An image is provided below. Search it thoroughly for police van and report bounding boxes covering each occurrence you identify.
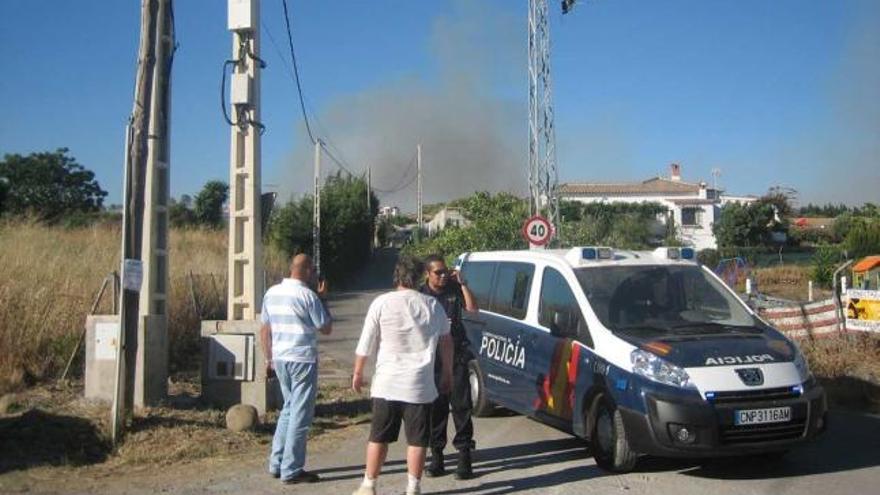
[455,246,827,472]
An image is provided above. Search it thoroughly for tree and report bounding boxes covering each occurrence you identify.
[0,148,107,220]
[168,196,196,227]
[405,192,529,261]
[559,200,666,249]
[713,202,777,248]
[267,173,378,285]
[846,219,880,259]
[193,180,228,228]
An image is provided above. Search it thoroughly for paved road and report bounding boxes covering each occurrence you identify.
[59,407,880,495]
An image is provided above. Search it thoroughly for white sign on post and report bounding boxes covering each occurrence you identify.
[122,259,143,292]
[522,215,554,247]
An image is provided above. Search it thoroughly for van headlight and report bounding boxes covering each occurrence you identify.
[631,349,696,389]
[793,349,812,382]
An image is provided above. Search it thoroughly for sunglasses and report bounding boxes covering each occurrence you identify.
[431,269,449,276]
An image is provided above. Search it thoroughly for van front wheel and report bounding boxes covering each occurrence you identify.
[590,394,638,473]
[468,361,494,417]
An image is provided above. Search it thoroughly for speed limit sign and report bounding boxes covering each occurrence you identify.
[522,215,554,246]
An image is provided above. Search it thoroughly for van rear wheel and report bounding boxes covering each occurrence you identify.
[468,361,494,417]
[590,394,638,473]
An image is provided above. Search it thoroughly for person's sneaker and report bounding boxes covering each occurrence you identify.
[281,470,320,484]
[269,470,280,479]
[425,449,445,477]
[351,486,376,495]
[454,449,473,480]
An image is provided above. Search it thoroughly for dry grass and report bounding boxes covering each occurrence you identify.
[751,264,832,301]
[799,333,880,381]
[0,220,287,394]
[0,378,369,477]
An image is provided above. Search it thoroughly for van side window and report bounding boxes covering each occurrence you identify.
[461,261,496,308]
[490,262,534,320]
[539,268,593,347]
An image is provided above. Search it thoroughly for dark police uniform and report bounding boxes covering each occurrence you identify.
[420,280,475,453]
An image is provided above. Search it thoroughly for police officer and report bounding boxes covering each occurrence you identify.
[420,254,479,479]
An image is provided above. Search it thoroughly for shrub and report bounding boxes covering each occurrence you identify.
[811,244,843,288]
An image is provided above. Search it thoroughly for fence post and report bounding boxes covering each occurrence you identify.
[808,280,813,302]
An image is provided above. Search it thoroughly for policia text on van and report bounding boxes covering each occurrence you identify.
[457,247,827,472]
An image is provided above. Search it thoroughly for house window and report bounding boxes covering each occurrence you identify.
[681,207,702,226]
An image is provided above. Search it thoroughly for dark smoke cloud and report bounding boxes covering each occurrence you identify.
[276,1,527,211]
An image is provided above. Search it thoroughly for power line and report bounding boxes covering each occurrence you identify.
[280,0,316,144]
[372,152,418,193]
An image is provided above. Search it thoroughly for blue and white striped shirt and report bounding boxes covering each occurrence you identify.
[261,278,329,363]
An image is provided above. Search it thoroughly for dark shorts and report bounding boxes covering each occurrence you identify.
[369,398,432,447]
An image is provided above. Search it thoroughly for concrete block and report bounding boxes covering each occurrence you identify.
[84,314,168,407]
[85,315,121,402]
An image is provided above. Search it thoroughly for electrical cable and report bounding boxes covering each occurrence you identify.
[280,0,316,144]
[220,34,266,134]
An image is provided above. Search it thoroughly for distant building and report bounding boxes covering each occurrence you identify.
[559,163,758,250]
[379,205,400,217]
[426,207,470,236]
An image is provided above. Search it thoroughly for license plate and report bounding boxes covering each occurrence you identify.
[734,407,792,425]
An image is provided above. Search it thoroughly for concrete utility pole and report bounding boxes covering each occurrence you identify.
[136,0,174,409]
[113,0,160,445]
[227,0,264,320]
[313,140,322,277]
[416,144,422,242]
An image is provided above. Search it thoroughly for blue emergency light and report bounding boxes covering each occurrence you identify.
[681,247,695,260]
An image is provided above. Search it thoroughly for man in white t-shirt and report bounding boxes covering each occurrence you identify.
[351,256,453,495]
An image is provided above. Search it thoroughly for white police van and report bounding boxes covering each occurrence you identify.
[456,246,827,472]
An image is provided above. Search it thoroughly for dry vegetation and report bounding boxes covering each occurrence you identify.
[0,220,287,394]
[751,264,832,301]
[0,378,370,483]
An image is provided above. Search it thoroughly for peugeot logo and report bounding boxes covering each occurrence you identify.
[735,368,764,386]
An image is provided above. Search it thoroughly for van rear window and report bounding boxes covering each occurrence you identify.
[461,261,496,308]
[490,262,534,320]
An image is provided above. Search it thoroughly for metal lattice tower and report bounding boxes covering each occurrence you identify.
[528,0,560,235]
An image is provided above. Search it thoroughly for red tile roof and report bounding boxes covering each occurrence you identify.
[853,256,880,273]
[559,177,702,196]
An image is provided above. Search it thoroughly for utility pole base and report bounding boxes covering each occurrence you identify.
[200,319,281,416]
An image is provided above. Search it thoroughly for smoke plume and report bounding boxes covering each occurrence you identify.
[276,1,527,211]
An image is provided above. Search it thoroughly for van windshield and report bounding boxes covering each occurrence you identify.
[575,265,758,334]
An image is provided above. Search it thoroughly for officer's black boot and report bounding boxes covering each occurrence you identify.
[454,449,473,480]
[426,449,445,477]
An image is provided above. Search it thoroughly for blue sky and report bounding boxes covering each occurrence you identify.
[1,0,877,210]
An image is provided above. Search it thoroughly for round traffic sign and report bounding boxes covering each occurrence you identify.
[522,215,554,246]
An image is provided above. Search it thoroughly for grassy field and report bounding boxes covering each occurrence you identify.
[0,221,287,395]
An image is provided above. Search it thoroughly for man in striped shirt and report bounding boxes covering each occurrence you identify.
[260,253,332,484]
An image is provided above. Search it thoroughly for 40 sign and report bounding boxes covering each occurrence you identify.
[522,215,554,246]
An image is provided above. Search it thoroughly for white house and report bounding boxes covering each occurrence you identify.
[559,164,757,251]
[378,205,400,218]
[426,207,470,236]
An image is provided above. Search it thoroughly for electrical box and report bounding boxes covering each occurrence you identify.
[208,333,255,381]
[228,0,256,32]
[231,73,252,106]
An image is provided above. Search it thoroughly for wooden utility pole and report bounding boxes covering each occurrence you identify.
[113,0,160,445]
